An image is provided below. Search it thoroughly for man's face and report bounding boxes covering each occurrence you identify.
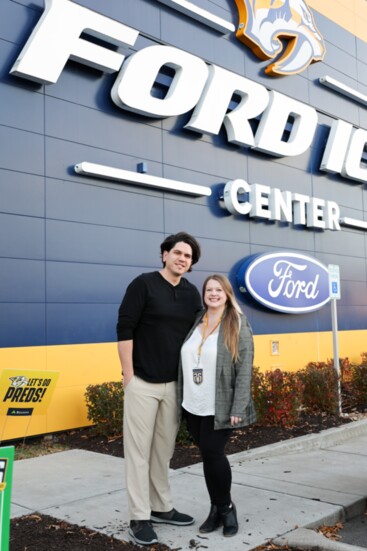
[162,241,193,277]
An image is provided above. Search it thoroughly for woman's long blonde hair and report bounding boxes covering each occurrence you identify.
[202,274,243,362]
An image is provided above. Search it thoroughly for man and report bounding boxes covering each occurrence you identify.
[117,232,202,545]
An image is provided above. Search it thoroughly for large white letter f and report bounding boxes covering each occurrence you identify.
[10,0,138,84]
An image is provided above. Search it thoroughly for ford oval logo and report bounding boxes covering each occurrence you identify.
[237,252,330,314]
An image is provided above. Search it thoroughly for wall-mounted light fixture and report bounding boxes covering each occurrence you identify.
[319,76,367,107]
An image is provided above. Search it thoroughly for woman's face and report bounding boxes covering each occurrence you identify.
[204,279,227,310]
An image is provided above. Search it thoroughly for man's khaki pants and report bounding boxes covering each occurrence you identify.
[123,376,179,520]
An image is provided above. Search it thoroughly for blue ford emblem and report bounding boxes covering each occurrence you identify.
[237,252,330,314]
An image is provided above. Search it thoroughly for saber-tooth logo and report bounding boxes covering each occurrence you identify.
[157,0,325,76]
[9,376,28,388]
[234,0,326,75]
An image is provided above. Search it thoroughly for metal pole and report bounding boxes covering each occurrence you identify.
[331,298,342,415]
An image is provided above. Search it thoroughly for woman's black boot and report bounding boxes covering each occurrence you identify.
[219,502,238,537]
[199,504,222,533]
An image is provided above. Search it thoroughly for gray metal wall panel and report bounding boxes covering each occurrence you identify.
[307,67,360,124]
[251,308,320,336]
[341,281,367,306]
[0,0,40,45]
[0,214,44,259]
[45,137,165,184]
[317,252,367,283]
[248,222,315,252]
[45,97,163,161]
[312,176,365,211]
[46,262,150,304]
[320,42,358,81]
[0,126,44,175]
[356,38,367,63]
[0,304,46,347]
[0,258,45,302]
[46,220,163,266]
[46,303,118,345]
[187,237,251,273]
[46,178,165,231]
[160,12,245,74]
[76,0,161,37]
[313,12,356,56]
[245,56,310,104]
[164,196,251,242]
[0,82,44,133]
[357,60,367,87]
[314,227,365,257]
[0,170,44,217]
[247,158,313,196]
[162,131,247,179]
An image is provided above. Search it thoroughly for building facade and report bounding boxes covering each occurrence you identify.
[0,0,366,439]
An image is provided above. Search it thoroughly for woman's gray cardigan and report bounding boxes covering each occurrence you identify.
[177,311,257,430]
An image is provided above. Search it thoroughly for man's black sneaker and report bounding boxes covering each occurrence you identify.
[151,508,194,526]
[128,520,158,545]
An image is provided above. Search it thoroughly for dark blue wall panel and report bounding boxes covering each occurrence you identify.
[0,214,44,259]
[0,259,45,302]
[0,304,46,347]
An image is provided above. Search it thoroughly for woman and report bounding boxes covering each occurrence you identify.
[178,274,256,537]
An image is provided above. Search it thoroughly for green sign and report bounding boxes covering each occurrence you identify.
[0,446,14,551]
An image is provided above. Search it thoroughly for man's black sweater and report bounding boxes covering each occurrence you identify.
[117,271,202,383]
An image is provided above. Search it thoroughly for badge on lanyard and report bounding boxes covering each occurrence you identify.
[193,313,222,386]
[193,368,203,385]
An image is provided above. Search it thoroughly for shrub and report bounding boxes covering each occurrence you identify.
[85,381,124,437]
[349,354,367,408]
[298,362,339,414]
[176,417,194,445]
[339,357,351,382]
[252,367,304,427]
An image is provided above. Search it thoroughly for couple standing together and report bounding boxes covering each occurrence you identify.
[117,232,256,546]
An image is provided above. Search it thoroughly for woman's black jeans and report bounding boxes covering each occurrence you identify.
[184,409,232,507]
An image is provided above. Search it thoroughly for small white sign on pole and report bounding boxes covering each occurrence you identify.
[328,264,341,415]
[328,264,341,299]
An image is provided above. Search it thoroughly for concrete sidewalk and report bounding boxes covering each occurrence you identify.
[11,419,367,550]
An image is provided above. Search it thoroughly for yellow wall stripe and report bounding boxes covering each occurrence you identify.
[308,0,367,42]
[1,330,366,441]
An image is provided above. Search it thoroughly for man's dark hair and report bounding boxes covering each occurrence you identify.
[160,232,201,272]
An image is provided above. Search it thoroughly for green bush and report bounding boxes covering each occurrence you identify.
[298,362,339,414]
[83,353,366,439]
[349,353,367,407]
[85,381,124,437]
[252,367,304,427]
[176,417,194,445]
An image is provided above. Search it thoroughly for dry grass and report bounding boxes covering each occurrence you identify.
[13,438,70,460]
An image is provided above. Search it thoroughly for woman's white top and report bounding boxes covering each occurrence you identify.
[181,326,218,416]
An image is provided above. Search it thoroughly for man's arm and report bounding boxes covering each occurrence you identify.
[116,276,147,388]
[118,339,134,388]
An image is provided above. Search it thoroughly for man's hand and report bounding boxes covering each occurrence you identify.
[118,340,134,389]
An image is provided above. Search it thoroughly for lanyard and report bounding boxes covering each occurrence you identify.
[196,313,221,366]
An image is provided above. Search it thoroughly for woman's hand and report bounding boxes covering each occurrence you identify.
[230,416,242,426]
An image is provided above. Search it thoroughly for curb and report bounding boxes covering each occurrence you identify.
[229,418,367,464]
[274,527,367,551]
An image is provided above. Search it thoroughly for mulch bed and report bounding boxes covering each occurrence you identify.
[9,411,361,551]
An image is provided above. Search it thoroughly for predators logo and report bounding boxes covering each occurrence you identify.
[234,0,326,76]
[9,376,28,388]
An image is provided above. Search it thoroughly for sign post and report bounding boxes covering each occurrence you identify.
[328,264,342,415]
[0,446,14,551]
